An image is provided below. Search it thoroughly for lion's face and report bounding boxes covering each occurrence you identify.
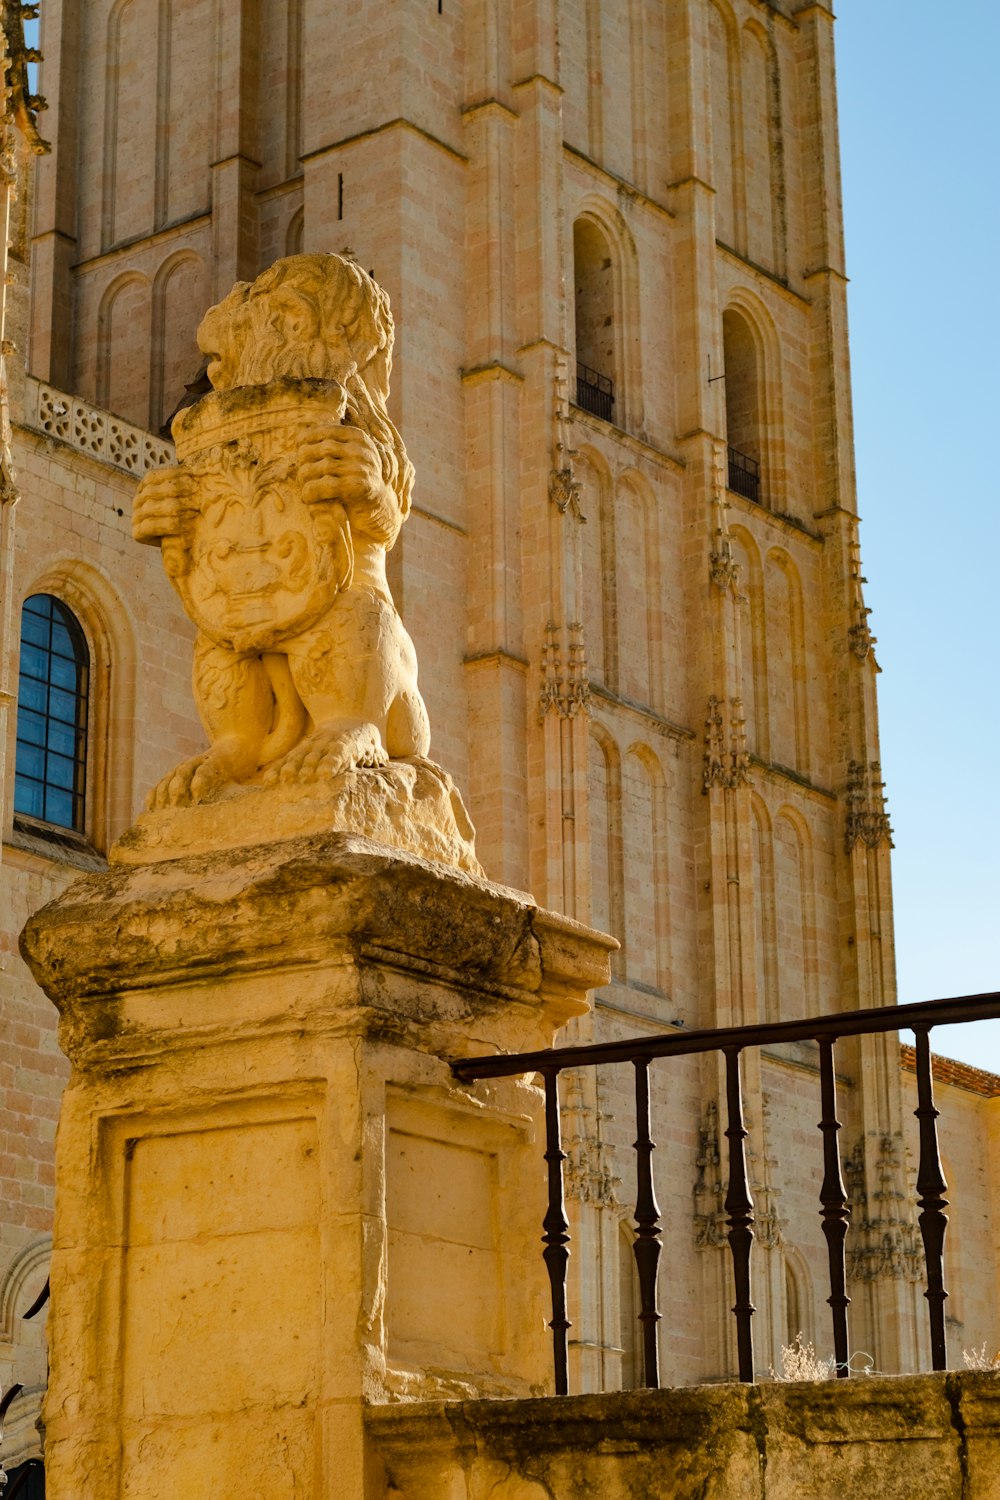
[176,440,347,654]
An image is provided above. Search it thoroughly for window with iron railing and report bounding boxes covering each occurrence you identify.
[728,445,761,505]
[576,362,615,424]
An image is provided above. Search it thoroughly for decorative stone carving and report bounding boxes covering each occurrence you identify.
[729,697,753,787]
[1,1,48,156]
[709,441,740,592]
[539,621,590,721]
[702,696,728,791]
[693,1100,727,1248]
[123,253,480,873]
[751,1093,785,1251]
[702,695,753,792]
[845,1135,921,1284]
[549,360,583,519]
[694,1098,784,1251]
[30,381,174,475]
[845,759,893,853]
[0,5,49,510]
[848,537,876,662]
[549,466,583,519]
[560,1072,619,1208]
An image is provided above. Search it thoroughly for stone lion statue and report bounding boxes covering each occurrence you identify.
[132,254,436,816]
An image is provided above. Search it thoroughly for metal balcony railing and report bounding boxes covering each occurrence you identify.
[453,990,1000,1396]
[576,362,615,423]
[728,445,761,504]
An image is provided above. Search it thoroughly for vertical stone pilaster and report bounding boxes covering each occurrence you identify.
[210,0,260,298]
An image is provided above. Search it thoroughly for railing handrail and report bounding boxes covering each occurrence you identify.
[576,360,614,396]
[452,989,1000,1394]
[452,990,1000,1081]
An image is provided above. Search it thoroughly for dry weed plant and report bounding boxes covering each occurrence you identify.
[963,1344,1000,1371]
[770,1333,837,1382]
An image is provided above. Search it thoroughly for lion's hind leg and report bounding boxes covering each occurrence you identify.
[386,689,431,759]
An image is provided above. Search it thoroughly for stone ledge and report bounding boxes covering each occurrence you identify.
[366,1372,1000,1499]
[19,835,616,1065]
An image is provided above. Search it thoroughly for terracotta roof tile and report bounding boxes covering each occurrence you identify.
[900,1042,1000,1097]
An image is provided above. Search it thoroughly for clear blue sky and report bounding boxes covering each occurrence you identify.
[837,3,1000,1070]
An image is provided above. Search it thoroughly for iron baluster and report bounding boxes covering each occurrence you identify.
[2,1460,44,1499]
[913,1026,949,1370]
[723,1047,755,1381]
[817,1037,851,1375]
[2,1464,44,1500]
[541,1067,571,1395]
[727,445,760,504]
[632,1057,662,1388]
[21,1279,48,1322]
[450,991,1000,1389]
[575,361,615,423]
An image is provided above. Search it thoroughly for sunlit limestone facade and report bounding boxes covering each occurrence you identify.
[0,2,998,1452]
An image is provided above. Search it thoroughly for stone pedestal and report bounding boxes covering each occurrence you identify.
[20,835,615,1499]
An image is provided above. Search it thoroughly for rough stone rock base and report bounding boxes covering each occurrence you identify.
[367,1373,1000,1499]
[110,756,484,875]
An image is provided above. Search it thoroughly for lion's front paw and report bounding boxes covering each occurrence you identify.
[263,723,389,785]
[146,749,237,809]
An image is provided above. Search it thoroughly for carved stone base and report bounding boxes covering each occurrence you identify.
[111,756,484,875]
[19,836,616,1498]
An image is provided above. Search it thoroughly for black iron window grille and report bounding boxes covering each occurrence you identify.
[14,594,90,833]
[728,446,761,505]
[576,362,615,423]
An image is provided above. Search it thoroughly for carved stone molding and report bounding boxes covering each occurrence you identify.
[561,1071,619,1209]
[845,759,893,853]
[702,695,753,791]
[844,1134,921,1284]
[540,620,590,721]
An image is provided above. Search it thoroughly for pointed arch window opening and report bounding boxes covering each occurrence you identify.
[722,308,766,507]
[14,595,90,834]
[573,218,620,426]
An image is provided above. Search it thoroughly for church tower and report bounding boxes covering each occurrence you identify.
[11,0,947,1388]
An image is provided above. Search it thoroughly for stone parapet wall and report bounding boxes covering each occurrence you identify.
[367,1372,1000,1499]
[20,376,174,476]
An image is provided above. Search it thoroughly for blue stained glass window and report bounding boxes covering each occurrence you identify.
[14,595,90,832]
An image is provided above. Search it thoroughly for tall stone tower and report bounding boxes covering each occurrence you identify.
[15,0,974,1389]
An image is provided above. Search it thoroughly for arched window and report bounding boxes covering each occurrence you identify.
[573,217,617,424]
[14,595,90,833]
[722,309,763,505]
